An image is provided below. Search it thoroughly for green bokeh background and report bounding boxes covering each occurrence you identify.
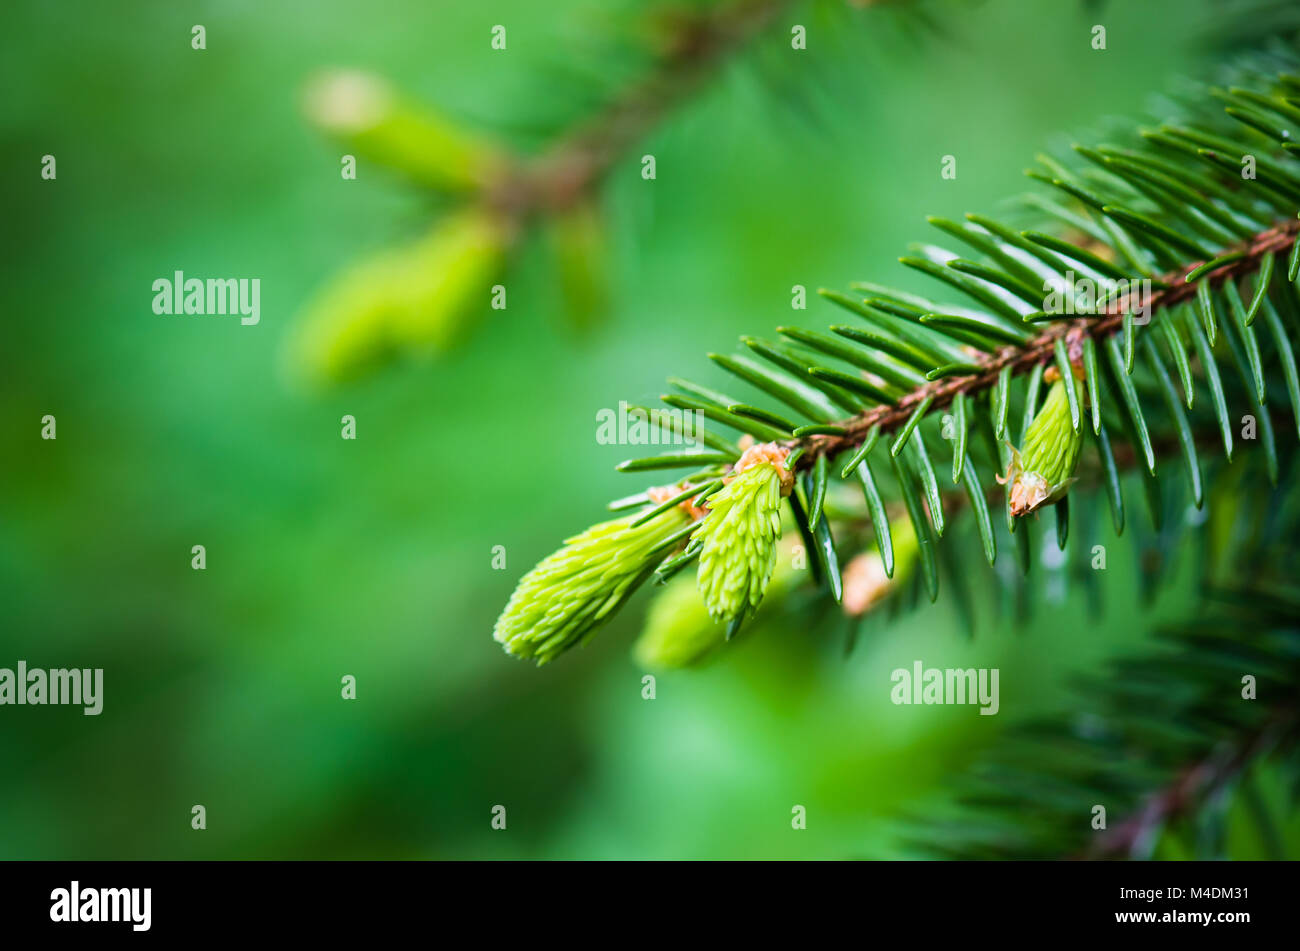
[0,0,1244,858]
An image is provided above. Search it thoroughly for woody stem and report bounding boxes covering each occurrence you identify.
[790,219,1300,468]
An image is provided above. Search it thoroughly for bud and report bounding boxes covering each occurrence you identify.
[695,448,789,624]
[633,574,725,670]
[494,506,691,665]
[302,70,508,192]
[841,515,919,617]
[1000,377,1082,517]
[635,536,800,669]
[287,207,508,386]
[386,209,509,352]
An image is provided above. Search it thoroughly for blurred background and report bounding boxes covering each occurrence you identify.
[1,0,1291,858]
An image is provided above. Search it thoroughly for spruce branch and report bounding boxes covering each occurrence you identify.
[797,218,1300,467]
[917,539,1300,860]
[484,0,801,221]
[495,59,1300,667]
[1087,706,1297,860]
[289,0,904,383]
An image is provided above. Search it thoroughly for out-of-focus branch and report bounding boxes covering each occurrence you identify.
[1086,709,1297,859]
[290,0,897,385]
[486,0,797,220]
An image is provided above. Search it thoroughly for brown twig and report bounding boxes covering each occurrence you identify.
[794,219,1300,466]
[1084,708,1297,859]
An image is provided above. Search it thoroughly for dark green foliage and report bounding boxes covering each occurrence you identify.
[495,57,1300,829]
[597,60,1300,617]
[913,457,1300,859]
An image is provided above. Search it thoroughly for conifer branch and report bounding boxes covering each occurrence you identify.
[495,57,1300,668]
[1088,707,1297,859]
[486,0,801,220]
[921,545,1300,860]
[798,219,1300,467]
[290,0,901,382]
